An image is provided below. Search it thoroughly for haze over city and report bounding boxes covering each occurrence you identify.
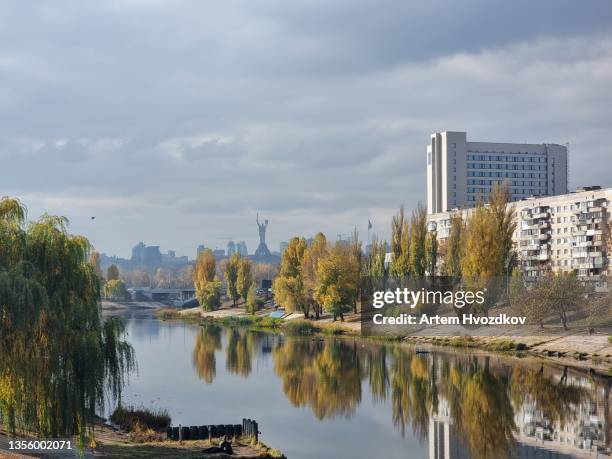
[2,0,611,257]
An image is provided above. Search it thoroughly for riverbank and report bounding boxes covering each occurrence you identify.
[93,423,285,458]
[155,304,612,376]
[0,422,285,458]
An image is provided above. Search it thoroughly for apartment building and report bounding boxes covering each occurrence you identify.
[427,131,568,214]
[426,186,611,282]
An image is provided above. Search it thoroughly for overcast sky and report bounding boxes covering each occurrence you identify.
[2,0,611,258]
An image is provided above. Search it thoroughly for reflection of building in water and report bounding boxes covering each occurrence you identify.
[429,398,471,459]
[514,375,609,457]
[429,373,610,459]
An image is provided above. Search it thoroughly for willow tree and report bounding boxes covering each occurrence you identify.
[0,197,134,440]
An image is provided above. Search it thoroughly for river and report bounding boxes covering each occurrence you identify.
[109,310,611,459]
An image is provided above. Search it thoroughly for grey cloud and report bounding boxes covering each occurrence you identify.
[0,1,610,256]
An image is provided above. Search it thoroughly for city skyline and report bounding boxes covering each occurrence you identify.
[2,1,612,257]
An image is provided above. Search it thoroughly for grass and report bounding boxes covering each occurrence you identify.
[217,315,283,330]
[608,336,612,344]
[282,320,321,335]
[484,339,528,352]
[155,308,180,320]
[110,406,171,432]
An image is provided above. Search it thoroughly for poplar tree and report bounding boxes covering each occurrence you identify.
[225,253,241,306]
[194,248,221,311]
[409,203,427,277]
[237,257,253,303]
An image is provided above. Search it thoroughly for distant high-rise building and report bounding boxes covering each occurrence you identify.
[236,241,248,256]
[197,245,206,255]
[427,131,568,214]
[131,242,161,266]
[213,249,225,258]
[279,241,288,256]
[227,241,236,257]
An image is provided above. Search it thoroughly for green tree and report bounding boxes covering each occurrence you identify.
[107,263,120,281]
[441,213,463,277]
[194,249,221,311]
[273,237,308,316]
[225,252,241,307]
[246,283,258,314]
[390,206,411,278]
[104,279,130,301]
[301,233,328,319]
[237,257,253,303]
[0,197,134,439]
[409,203,427,276]
[425,231,438,277]
[314,243,360,321]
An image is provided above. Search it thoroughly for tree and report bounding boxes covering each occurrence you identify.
[199,279,222,311]
[0,197,134,439]
[315,243,360,321]
[125,269,150,288]
[246,283,258,314]
[425,231,438,277]
[107,263,120,281]
[390,206,411,278]
[547,272,586,330]
[104,279,130,301]
[409,203,427,277]
[237,257,253,304]
[194,249,221,311]
[488,182,516,276]
[225,253,241,307]
[90,250,104,280]
[154,267,173,288]
[301,232,328,319]
[273,237,308,316]
[441,212,463,277]
[367,236,388,279]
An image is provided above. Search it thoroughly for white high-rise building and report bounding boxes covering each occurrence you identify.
[427,131,568,214]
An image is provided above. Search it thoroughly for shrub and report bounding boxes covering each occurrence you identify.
[110,406,171,432]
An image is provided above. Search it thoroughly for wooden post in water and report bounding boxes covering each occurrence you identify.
[178,424,182,442]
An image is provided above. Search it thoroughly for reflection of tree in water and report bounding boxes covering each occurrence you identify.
[365,346,389,402]
[225,329,261,377]
[510,365,588,428]
[273,338,362,419]
[390,349,433,440]
[192,324,222,383]
[449,358,516,459]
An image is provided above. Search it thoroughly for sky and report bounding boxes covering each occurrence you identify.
[2,0,611,258]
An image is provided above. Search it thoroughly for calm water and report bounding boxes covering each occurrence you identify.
[109,311,611,459]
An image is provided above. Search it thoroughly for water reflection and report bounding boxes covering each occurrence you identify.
[192,323,222,383]
[189,325,611,458]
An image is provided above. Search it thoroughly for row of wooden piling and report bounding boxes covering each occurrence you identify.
[166,419,258,442]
